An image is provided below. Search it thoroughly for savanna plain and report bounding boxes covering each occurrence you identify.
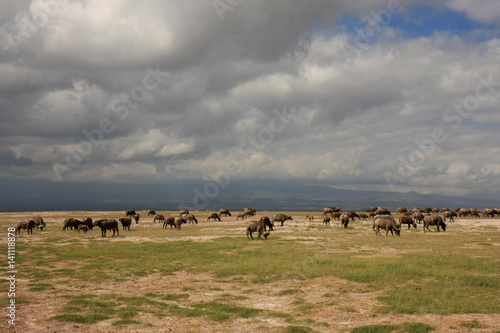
[1,210,499,333]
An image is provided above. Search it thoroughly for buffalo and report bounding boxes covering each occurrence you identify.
[154,214,165,224]
[207,213,221,221]
[373,216,401,236]
[246,217,273,240]
[398,216,416,229]
[62,218,81,231]
[94,219,119,237]
[219,209,231,217]
[16,220,37,235]
[423,215,446,233]
[118,217,132,230]
[30,217,46,231]
[271,214,293,227]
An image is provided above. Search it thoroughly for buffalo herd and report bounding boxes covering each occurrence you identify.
[12,206,500,239]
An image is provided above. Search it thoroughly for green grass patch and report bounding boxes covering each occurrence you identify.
[400,322,435,332]
[460,319,485,329]
[284,325,313,333]
[278,289,304,296]
[192,301,260,321]
[351,322,434,333]
[112,319,140,326]
[50,313,110,324]
[351,324,399,333]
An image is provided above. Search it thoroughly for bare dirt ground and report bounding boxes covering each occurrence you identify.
[1,210,499,333]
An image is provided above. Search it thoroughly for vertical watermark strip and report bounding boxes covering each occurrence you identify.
[7,227,17,326]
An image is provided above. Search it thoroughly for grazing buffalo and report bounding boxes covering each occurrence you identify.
[358,213,368,221]
[94,219,119,237]
[147,210,156,216]
[340,214,350,228]
[219,209,231,217]
[458,209,471,217]
[443,211,457,222]
[271,214,293,227]
[118,217,132,230]
[62,218,81,231]
[207,213,221,221]
[78,225,88,233]
[331,212,342,220]
[423,215,446,233]
[323,217,330,226]
[163,217,175,229]
[16,220,37,235]
[413,212,425,224]
[397,207,407,213]
[81,217,94,230]
[30,217,46,231]
[260,216,274,232]
[154,214,165,224]
[184,214,198,224]
[180,209,189,216]
[373,216,401,236]
[398,216,416,229]
[125,210,136,217]
[174,217,186,230]
[375,207,391,215]
[243,208,256,216]
[347,211,360,222]
[246,217,273,240]
[163,217,184,229]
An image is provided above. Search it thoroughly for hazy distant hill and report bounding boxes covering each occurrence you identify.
[1,179,498,212]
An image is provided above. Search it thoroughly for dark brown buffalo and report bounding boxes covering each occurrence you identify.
[246,217,273,240]
[398,216,416,229]
[271,214,292,227]
[62,218,81,231]
[207,213,221,221]
[94,219,119,237]
[443,211,457,222]
[118,217,132,230]
[30,217,46,230]
[16,220,37,235]
[125,210,136,217]
[219,209,231,217]
[154,214,165,224]
[423,215,446,233]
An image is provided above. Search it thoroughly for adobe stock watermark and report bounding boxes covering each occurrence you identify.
[212,0,244,21]
[178,107,296,211]
[385,74,499,191]
[341,0,408,64]
[52,65,169,182]
[0,0,63,53]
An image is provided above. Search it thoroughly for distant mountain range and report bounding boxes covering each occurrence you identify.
[1,179,498,212]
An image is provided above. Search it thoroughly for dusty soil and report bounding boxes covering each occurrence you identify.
[1,211,499,333]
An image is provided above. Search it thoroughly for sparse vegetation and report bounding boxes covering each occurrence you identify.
[1,210,498,331]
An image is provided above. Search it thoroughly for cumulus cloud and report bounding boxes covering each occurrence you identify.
[1,0,500,199]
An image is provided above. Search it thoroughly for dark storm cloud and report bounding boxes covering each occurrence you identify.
[1,0,500,199]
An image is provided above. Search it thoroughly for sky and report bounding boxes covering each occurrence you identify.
[1,0,500,209]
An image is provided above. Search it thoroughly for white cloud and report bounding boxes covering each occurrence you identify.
[446,0,500,23]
